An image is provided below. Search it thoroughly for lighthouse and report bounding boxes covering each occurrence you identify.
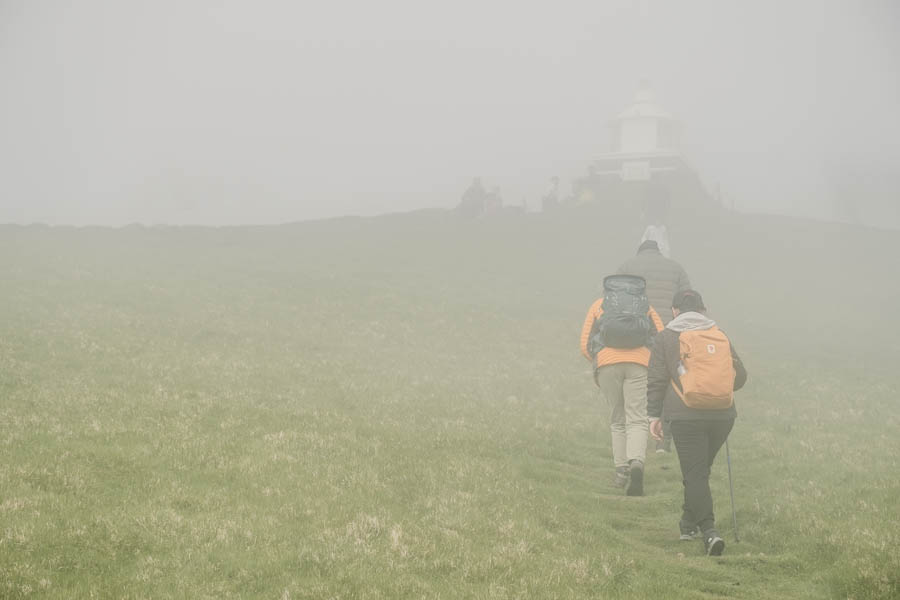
[613,85,680,160]
[573,84,712,215]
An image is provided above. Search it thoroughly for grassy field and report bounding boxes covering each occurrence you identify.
[1,207,899,599]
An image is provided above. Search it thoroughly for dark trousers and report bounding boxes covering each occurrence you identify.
[670,419,734,534]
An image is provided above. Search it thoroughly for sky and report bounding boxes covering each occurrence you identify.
[1,0,898,226]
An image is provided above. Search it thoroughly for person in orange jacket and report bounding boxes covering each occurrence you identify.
[580,283,664,496]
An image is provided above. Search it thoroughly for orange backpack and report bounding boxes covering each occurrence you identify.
[672,326,736,409]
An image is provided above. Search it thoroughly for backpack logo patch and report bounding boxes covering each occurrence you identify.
[707,344,716,354]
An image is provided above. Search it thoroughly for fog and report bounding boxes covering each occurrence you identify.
[1,0,898,226]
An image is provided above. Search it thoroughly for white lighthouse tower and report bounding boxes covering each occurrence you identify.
[601,83,682,181]
[573,83,711,214]
[615,86,678,149]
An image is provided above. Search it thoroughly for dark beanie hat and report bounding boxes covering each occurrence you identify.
[672,289,706,312]
[638,239,659,253]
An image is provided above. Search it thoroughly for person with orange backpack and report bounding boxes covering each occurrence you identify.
[646,289,747,555]
[580,275,664,496]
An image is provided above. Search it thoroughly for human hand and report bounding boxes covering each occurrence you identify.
[649,418,663,441]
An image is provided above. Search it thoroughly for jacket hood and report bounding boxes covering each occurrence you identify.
[637,240,660,254]
[637,244,662,256]
[666,311,716,332]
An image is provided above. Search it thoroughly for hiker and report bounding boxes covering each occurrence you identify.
[617,240,690,326]
[618,239,692,452]
[580,275,664,496]
[646,290,747,556]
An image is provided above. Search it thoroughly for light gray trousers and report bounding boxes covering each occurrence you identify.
[594,362,649,467]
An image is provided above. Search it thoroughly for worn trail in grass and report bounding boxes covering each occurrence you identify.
[1,210,898,598]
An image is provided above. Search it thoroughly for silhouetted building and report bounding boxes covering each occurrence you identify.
[574,83,714,217]
[457,177,486,218]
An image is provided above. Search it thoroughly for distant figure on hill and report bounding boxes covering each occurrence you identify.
[617,239,691,452]
[457,177,486,219]
[580,275,664,497]
[646,290,747,556]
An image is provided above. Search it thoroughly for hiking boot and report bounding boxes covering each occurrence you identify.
[613,466,629,488]
[703,530,725,556]
[626,460,643,496]
[679,520,699,541]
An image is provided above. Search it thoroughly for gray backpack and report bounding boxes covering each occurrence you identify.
[589,274,653,354]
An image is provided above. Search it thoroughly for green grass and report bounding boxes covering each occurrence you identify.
[1,208,899,598]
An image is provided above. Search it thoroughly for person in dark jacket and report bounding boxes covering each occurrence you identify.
[646,289,747,556]
[617,240,691,326]
[619,239,692,453]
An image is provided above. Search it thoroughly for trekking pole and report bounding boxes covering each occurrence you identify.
[725,439,740,542]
